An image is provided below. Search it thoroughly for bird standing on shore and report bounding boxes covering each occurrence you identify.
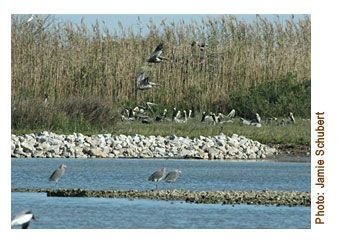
[11,210,36,229]
[49,164,67,183]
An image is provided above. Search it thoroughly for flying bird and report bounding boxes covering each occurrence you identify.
[136,73,159,90]
[11,210,36,229]
[147,43,167,63]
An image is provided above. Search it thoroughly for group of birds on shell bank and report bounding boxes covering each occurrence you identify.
[121,101,297,127]
[12,163,182,228]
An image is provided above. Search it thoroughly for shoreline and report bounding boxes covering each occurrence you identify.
[11,131,278,160]
[11,131,310,161]
[12,188,311,207]
[11,131,277,160]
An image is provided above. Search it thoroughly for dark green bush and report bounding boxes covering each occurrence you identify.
[229,73,311,118]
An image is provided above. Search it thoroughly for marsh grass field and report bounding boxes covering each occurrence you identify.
[11,14,311,148]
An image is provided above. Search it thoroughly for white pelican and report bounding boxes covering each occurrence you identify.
[289,112,296,124]
[256,113,261,123]
[226,109,236,119]
[174,110,187,123]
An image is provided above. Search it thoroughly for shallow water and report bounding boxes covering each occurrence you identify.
[11,158,310,191]
[11,158,311,229]
[11,192,310,229]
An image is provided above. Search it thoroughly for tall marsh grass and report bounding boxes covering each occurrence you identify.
[11,14,311,131]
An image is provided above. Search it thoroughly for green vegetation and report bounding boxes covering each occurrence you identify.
[11,14,311,146]
[12,117,310,146]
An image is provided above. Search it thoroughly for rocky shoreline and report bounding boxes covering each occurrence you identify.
[12,188,310,206]
[11,132,277,160]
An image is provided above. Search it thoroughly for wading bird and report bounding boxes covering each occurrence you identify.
[147,43,167,63]
[49,164,67,183]
[148,167,166,189]
[11,210,36,229]
[164,169,182,183]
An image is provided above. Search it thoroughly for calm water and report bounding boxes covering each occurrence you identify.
[11,158,311,229]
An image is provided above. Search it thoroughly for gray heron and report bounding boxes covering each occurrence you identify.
[164,169,182,183]
[148,167,166,189]
[49,164,67,183]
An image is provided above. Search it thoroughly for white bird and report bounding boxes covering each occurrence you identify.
[136,73,159,90]
[201,112,216,124]
[226,109,236,119]
[155,109,168,122]
[255,113,261,123]
[216,113,226,123]
[188,109,192,119]
[11,210,36,229]
[175,110,181,119]
[266,117,278,125]
[174,110,187,123]
[289,112,296,124]
[27,15,34,23]
[240,118,251,125]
